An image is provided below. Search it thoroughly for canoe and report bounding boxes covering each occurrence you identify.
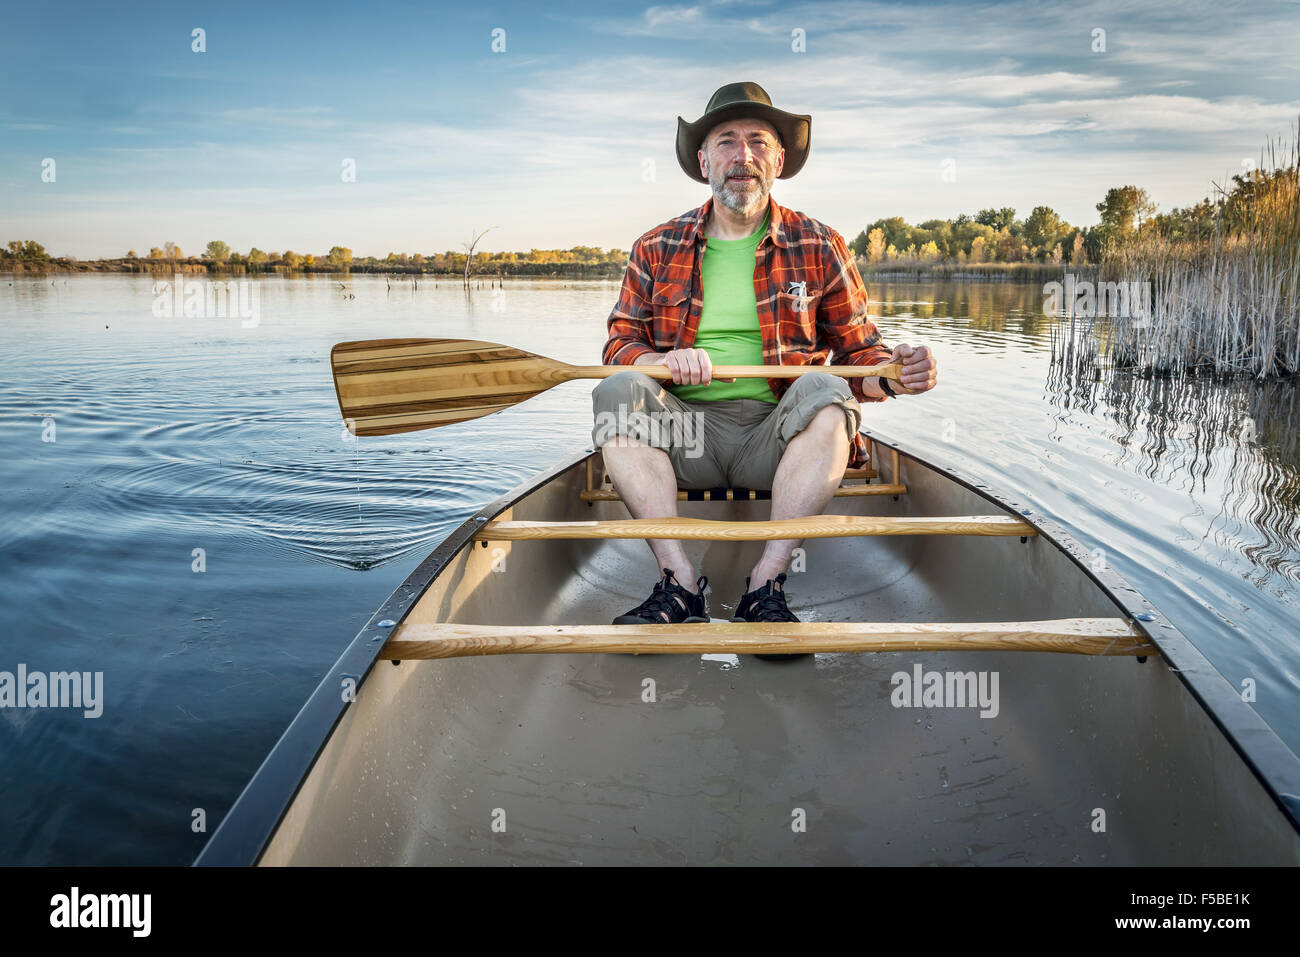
[197,429,1300,865]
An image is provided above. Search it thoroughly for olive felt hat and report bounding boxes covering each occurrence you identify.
[676,81,812,184]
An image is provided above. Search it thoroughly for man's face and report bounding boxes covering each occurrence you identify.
[698,118,784,216]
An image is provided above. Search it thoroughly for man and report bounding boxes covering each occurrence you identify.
[592,82,938,651]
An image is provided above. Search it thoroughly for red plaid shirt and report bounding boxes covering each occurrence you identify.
[603,194,894,469]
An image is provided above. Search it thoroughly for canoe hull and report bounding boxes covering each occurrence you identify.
[246,439,1300,865]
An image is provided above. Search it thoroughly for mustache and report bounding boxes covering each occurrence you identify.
[726,166,761,179]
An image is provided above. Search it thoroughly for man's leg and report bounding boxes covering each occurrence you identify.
[748,404,850,585]
[591,371,725,593]
[728,372,860,586]
[602,434,701,590]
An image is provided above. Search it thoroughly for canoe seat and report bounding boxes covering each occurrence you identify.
[579,483,906,502]
[477,514,1036,541]
[380,619,1154,659]
[581,455,905,502]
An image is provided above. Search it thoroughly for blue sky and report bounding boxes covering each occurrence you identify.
[2,0,1298,258]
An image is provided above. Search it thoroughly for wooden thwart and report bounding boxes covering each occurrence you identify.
[380,619,1155,659]
[477,514,1036,541]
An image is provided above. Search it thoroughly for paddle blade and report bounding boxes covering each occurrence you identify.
[331,338,570,436]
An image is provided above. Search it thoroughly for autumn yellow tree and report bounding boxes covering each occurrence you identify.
[1071,232,1087,265]
[866,227,886,263]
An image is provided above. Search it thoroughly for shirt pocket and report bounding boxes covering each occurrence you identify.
[650,281,689,350]
[775,285,821,350]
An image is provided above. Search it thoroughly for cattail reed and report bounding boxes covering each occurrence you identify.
[1102,125,1299,378]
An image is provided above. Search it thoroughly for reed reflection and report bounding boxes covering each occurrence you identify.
[1048,319,1300,586]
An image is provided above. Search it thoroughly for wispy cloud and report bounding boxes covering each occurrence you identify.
[944,73,1123,100]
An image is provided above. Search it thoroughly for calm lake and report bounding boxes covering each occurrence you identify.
[1,273,1297,864]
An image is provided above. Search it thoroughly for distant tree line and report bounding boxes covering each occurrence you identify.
[0,241,631,277]
[1,238,630,277]
[850,169,1292,271]
[852,202,1097,268]
[143,242,630,275]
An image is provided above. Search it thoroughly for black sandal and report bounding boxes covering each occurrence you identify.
[613,568,709,625]
[730,573,808,661]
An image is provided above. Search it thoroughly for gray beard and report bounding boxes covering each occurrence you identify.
[707,162,773,217]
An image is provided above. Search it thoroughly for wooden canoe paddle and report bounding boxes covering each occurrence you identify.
[331,338,903,436]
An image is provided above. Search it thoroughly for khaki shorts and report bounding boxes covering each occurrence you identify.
[591,370,861,490]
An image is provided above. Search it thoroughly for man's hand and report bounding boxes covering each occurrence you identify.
[637,348,733,385]
[889,343,938,395]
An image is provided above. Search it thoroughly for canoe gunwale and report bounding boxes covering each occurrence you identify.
[195,428,1300,866]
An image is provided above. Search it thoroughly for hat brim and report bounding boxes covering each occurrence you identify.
[676,103,811,184]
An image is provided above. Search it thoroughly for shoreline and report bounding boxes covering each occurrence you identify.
[3,259,1091,283]
[0,259,627,279]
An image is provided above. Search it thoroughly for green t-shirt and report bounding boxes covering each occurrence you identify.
[670,209,777,403]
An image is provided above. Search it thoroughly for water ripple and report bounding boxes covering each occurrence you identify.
[98,446,499,569]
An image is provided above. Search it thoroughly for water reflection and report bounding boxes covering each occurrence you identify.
[867,279,1055,340]
[1047,332,1300,586]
